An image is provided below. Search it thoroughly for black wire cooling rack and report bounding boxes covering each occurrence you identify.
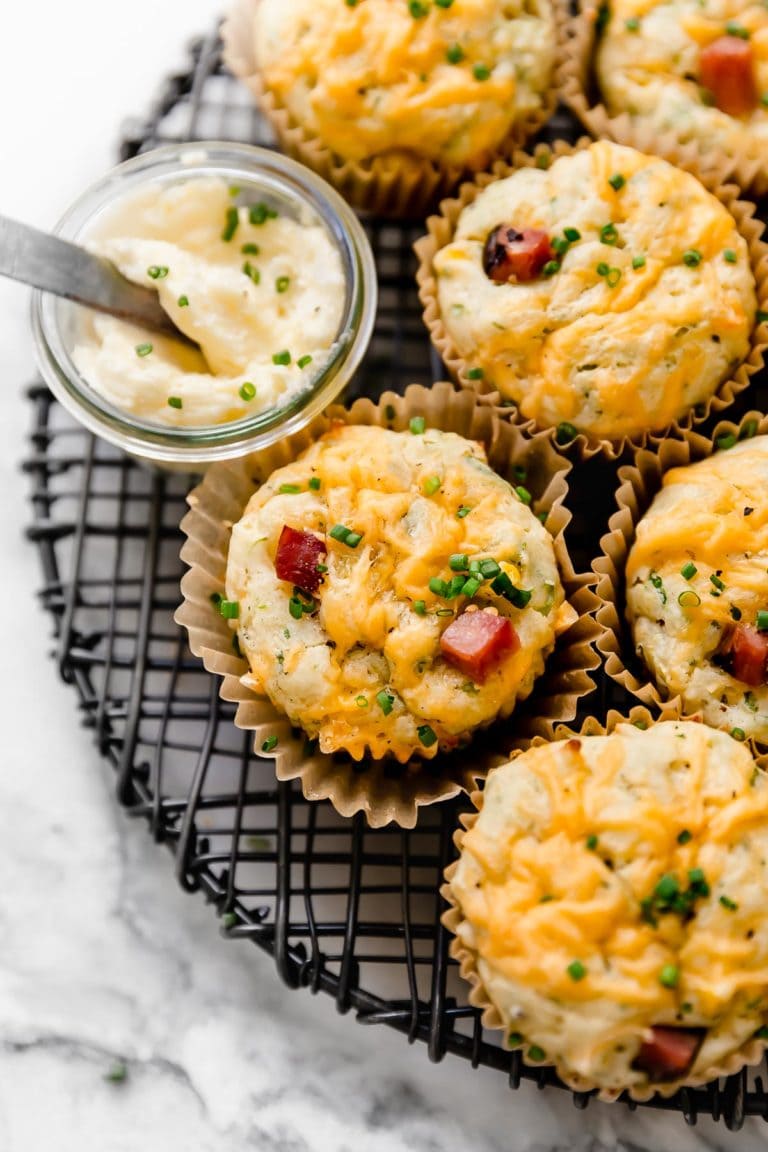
[24,26,768,1132]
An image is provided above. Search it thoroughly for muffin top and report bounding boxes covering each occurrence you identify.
[626,435,768,741]
[433,141,755,442]
[450,721,768,1094]
[225,423,573,762]
[252,0,557,169]
[597,0,768,163]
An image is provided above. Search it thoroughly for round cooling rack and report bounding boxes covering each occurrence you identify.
[23,25,768,1131]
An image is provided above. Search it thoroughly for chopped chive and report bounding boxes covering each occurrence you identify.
[104,1062,128,1083]
[177,294,189,307]
[147,265,169,279]
[677,829,692,845]
[222,206,239,242]
[249,202,278,225]
[551,236,570,256]
[135,343,153,357]
[528,1046,546,1062]
[219,599,239,619]
[272,349,291,365]
[297,354,313,369]
[473,63,491,81]
[681,561,697,580]
[625,15,640,29]
[261,734,278,753]
[556,421,579,444]
[683,249,702,267]
[243,261,261,284]
[446,43,465,64]
[417,724,438,747]
[345,531,363,548]
[289,597,303,620]
[308,476,321,490]
[167,396,183,409]
[449,553,469,571]
[731,727,747,742]
[710,573,726,591]
[462,576,482,598]
[724,248,737,263]
[600,223,619,246]
[429,577,449,597]
[456,505,472,518]
[424,475,441,496]
[278,483,302,494]
[596,261,610,276]
[758,311,768,324]
[586,834,598,850]
[719,894,738,911]
[436,608,454,617]
[376,690,394,715]
[413,600,427,616]
[241,242,260,255]
[239,381,256,401]
[435,0,454,6]
[606,267,621,287]
[632,254,646,270]
[276,275,291,293]
[508,1032,524,1046]
[410,415,426,434]
[564,227,581,242]
[446,575,466,599]
[608,173,625,191]
[315,563,328,574]
[678,590,701,608]
[716,432,737,450]
[659,964,680,989]
[542,260,560,277]
[567,960,587,981]
[356,695,368,708]
[467,367,484,380]
[409,0,429,15]
[726,20,750,37]
[478,558,501,579]
[741,419,758,439]
[329,524,350,542]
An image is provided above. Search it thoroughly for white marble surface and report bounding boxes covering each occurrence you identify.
[2,4,768,1150]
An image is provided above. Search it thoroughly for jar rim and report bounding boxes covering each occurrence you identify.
[31,141,377,465]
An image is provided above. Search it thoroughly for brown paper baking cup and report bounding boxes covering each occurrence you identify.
[562,0,768,198]
[175,382,600,829]
[415,138,768,460]
[221,0,569,219]
[441,706,768,1102]
[594,410,768,758]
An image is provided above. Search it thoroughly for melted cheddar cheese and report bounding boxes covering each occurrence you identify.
[450,722,768,1094]
[626,436,768,740]
[251,0,556,168]
[434,141,755,442]
[226,424,573,762]
[598,0,768,160]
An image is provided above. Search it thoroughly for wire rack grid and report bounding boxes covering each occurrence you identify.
[24,26,768,1131]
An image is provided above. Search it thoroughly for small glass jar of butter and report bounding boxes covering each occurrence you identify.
[32,142,377,468]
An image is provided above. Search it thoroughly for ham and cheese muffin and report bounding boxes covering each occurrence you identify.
[224,423,574,762]
[248,0,557,172]
[448,721,768,1096]
[626,436,768,741]
[596,0,768,166]
[432,141,756,443]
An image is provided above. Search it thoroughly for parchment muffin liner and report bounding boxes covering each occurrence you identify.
[441,705,768,1102]
[414,137,768,460]
[562,0,768,198]
[221,0,570,220]
[175,382,600,829]
[594,409,768,759]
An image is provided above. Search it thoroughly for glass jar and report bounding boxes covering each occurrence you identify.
[31,141,377,468]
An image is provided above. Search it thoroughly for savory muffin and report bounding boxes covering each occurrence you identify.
[432,140,756,443]
[626,436,768,741]
[249,0,557,171]
[448,721,768,1096]
[224,423,574,762]
[596,0,768,165]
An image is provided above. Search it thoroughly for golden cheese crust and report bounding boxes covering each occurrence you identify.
[434,141,755,442]
[252,0,556,169]
[225,424,572,762]
[450,722,768,1094]
[626,436,768,739]
[597,0,768,161]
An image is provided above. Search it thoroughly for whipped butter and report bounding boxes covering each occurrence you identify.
[73,177,346,426]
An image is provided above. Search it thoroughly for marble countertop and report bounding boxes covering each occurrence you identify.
[2,4,768,1149]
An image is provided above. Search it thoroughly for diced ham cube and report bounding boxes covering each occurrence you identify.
[633,1027,704,1081]
[700,36,757,117]
[725,623,768,687]
[439,611,519,683]
[274,526,326,594]
[483,225,554,284]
